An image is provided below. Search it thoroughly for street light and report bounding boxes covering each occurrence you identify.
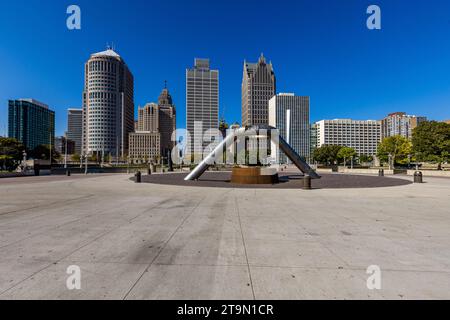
[64,136,68,169]
[82,153,88,175]
[22,150,27,172]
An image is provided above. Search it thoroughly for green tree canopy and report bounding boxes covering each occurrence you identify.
[377,136,412,168]
[71,153,81,162]
[30,144,61,162]
[313,145,343,165]
[412,121,450,164]
[219,118,229,136]
[337,147,357,167]
[359,154,374,164]
[0,137,26,171]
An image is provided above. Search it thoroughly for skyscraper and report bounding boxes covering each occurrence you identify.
[8,99,55,151]
[55,136,75,155]
[129,100,161,163]
[186,58,219,155]
[158,85,176,155]
[269,93,310,163]
[82,49,134,158]
[242,54,276,126]
[67,108,82,154]
[138,103,159,132]
[381,112,427,140]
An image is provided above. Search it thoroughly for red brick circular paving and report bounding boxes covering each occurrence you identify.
[139,172,413,189]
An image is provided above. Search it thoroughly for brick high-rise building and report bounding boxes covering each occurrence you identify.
[157,85,176,156]
[381,112,427,140]
[137,103,159,133]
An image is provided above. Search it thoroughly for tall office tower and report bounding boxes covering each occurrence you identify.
[186,58,219,155]
[268,94,310,163]
[82,49,134,158]
[242,54,276,126]
[67,108,82,154]
[158,85,176,155]
[381,112,427,139]
[8,99,55,151]
[315,119,382,156]
[137,103,159,132]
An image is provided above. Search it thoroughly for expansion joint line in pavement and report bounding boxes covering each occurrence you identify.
[234,190,256,300]
[122,195,207,300]
[0,194,96,217]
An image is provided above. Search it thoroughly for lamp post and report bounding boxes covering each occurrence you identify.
[22,150,27,172]
[64,136,68,169]
[49,132,52,168]
[82,153,88,175]
[388,153,393,170]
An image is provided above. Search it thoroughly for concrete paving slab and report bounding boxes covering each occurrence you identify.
[0,261,147,300]
[318,235,449,272]
[250,266,383,300]
[62,225,175,264]
[125,265,254,300]
[245,238,347,269]
[154,233,247,266]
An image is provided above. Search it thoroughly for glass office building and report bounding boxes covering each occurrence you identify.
[8,99,55,151]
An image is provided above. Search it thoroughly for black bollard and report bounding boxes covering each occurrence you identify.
[135,171,142,183]
[378,169,384,177]
[414,171,423,183]
[34,164,40,176]
[66,170,71,177]
[147,167,151,175]
[303,175,312,190]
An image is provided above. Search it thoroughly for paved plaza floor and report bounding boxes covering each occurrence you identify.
[0,173,449,299]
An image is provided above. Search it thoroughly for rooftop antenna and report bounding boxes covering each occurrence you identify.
[164,80,167,89]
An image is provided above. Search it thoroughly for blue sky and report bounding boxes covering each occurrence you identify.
[1,0,450,136]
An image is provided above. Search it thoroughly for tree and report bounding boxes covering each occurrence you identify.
[219,118,229,139]
[0,138,25,171]
[359,154,374,164]
[377,136,412,169]
[30,144,61,162]
[218,119,230,164]
[412,121,450,169]
[313,145,343,166]
[337,147,357,167]
[71,153,81,162]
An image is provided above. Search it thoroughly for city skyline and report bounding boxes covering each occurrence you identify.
[1,0,450,138]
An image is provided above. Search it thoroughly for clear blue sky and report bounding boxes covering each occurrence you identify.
[1,0,450,136]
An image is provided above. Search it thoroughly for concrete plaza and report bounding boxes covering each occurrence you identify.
[0,173,449,300]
